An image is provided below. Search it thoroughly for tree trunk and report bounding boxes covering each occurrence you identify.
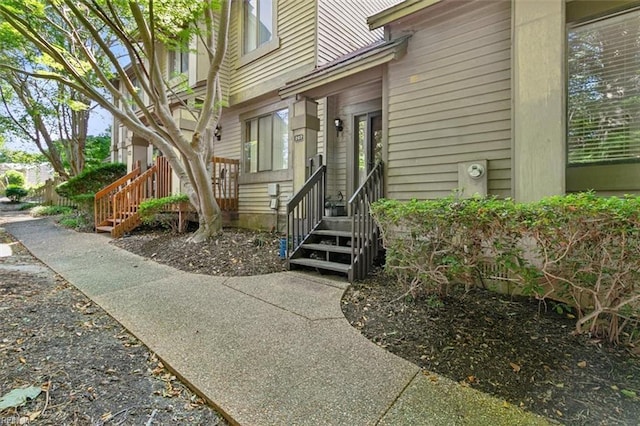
[186,154,222,242]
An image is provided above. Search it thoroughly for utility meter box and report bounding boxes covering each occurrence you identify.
[457,160,488,198]
[267,183,279,196]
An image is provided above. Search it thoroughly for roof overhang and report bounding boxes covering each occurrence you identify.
[279,36,409,98]
[368,0,443,30]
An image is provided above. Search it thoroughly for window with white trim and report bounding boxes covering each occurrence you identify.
[243,0,273,54]
[243,109,289,173]
[568,10,640,165]
[168,49,189,76]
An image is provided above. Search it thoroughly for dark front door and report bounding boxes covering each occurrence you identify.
[354,111,382,192]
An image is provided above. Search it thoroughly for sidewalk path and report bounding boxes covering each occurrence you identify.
[1,212,551,425]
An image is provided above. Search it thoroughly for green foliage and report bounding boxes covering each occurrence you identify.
[0,147,47,164]
[1,169,25,186]
[5,184,27,201]
[139,194,190,233]
[31,205,73,216]
[372,193,640,346]
[55,163,126,199]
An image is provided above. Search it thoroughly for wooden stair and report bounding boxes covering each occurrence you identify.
[289,217,356,277]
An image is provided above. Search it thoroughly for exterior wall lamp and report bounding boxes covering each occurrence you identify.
[214,125,222,141]
[334,118,343,133]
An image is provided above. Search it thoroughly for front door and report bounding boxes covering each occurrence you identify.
[354,111,382,192]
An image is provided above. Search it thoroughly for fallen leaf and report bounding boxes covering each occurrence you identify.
[621,389,637,398]
[0,386,42,411]
[19,357,26,364]
[509,362,521,373]
[577,361,587,368]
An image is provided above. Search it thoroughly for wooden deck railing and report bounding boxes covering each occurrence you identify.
[110,165,158,238]
[94,163,141,232]
[212,156,239,211]
[286,165,326,260]
[348,162,384,281]
[95,156,239,237]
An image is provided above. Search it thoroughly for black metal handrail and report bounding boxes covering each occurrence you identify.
[286,165,326,261]
[348,162,384,281]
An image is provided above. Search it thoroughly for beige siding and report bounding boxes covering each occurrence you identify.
[326,81,382,198]
[386,0,512,201]
[317,0,398,66]
[227,0,316,104]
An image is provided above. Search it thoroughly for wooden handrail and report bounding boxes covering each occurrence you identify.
[95,167,140,199]
[94,166,141,232]
[110,164,158,237]
[212,156,239,211]
[348,161,384,281]
[286,164,326,259]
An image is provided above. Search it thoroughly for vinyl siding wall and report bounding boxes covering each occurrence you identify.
[215,96,296,229]
[226,0,317,105]
[386,0,512,200]
[316,0,398,66]
[328,81,383,199]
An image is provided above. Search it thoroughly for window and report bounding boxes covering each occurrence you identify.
[169,49,189,76]
[243,0,273,54]
[568,10,640,165]
[244,109,289,173]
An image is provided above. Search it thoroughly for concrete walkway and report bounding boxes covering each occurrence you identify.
[1,212,551,425]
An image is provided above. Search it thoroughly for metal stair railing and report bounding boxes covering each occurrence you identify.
[286,165,326,262]
[348,161,384,282]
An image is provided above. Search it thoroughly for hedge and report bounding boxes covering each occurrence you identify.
[371,193,640,345]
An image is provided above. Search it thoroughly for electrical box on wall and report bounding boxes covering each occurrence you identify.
[269,198,279,210]
[457,160,488,198]
[267,183,279,196]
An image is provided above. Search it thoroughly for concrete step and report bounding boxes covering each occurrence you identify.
[96,225,114,233]
[289,258,351,274]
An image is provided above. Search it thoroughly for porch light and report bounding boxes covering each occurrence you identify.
[214,125,222,141]
[334,118,343,132]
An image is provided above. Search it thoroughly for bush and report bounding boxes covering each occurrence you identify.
[371,193,640,346]
[5,185,28,202]
[31,205,74,216]
[138,194,190,233]
[2,170,26,187]
[56,163,126,199]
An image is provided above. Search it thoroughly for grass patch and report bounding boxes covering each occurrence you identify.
[31,205,74,216]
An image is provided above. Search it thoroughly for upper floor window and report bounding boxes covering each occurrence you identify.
[243,0,273,54]
[243,108,289,173]
[567,10,640,165]
[169,49,189,77]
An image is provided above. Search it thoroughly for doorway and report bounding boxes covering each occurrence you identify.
[353,111,382,193]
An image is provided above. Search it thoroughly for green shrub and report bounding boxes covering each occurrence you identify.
[371,193,640,346]
[31,205,74,216]
[2,170,26,187]
[56,163,126,199]
[5,185,28,202]
[138,194,190,233]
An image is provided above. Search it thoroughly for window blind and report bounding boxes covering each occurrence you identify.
[568,10,640,165]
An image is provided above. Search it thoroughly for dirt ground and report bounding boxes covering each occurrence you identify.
[0,202,227,425]
[4,203,640,425]
[342,269,640,425]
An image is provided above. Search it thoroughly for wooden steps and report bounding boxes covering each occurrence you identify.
[288,218,358,278]
[288,257,351,274]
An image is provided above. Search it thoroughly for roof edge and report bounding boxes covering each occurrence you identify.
[279,36,409,98]
[368,0,443,30]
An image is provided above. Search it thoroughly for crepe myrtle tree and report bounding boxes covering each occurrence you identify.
[0,0,231,241]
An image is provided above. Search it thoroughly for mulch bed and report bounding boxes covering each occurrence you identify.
[341,269,640,425]
[0,206,227,425]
